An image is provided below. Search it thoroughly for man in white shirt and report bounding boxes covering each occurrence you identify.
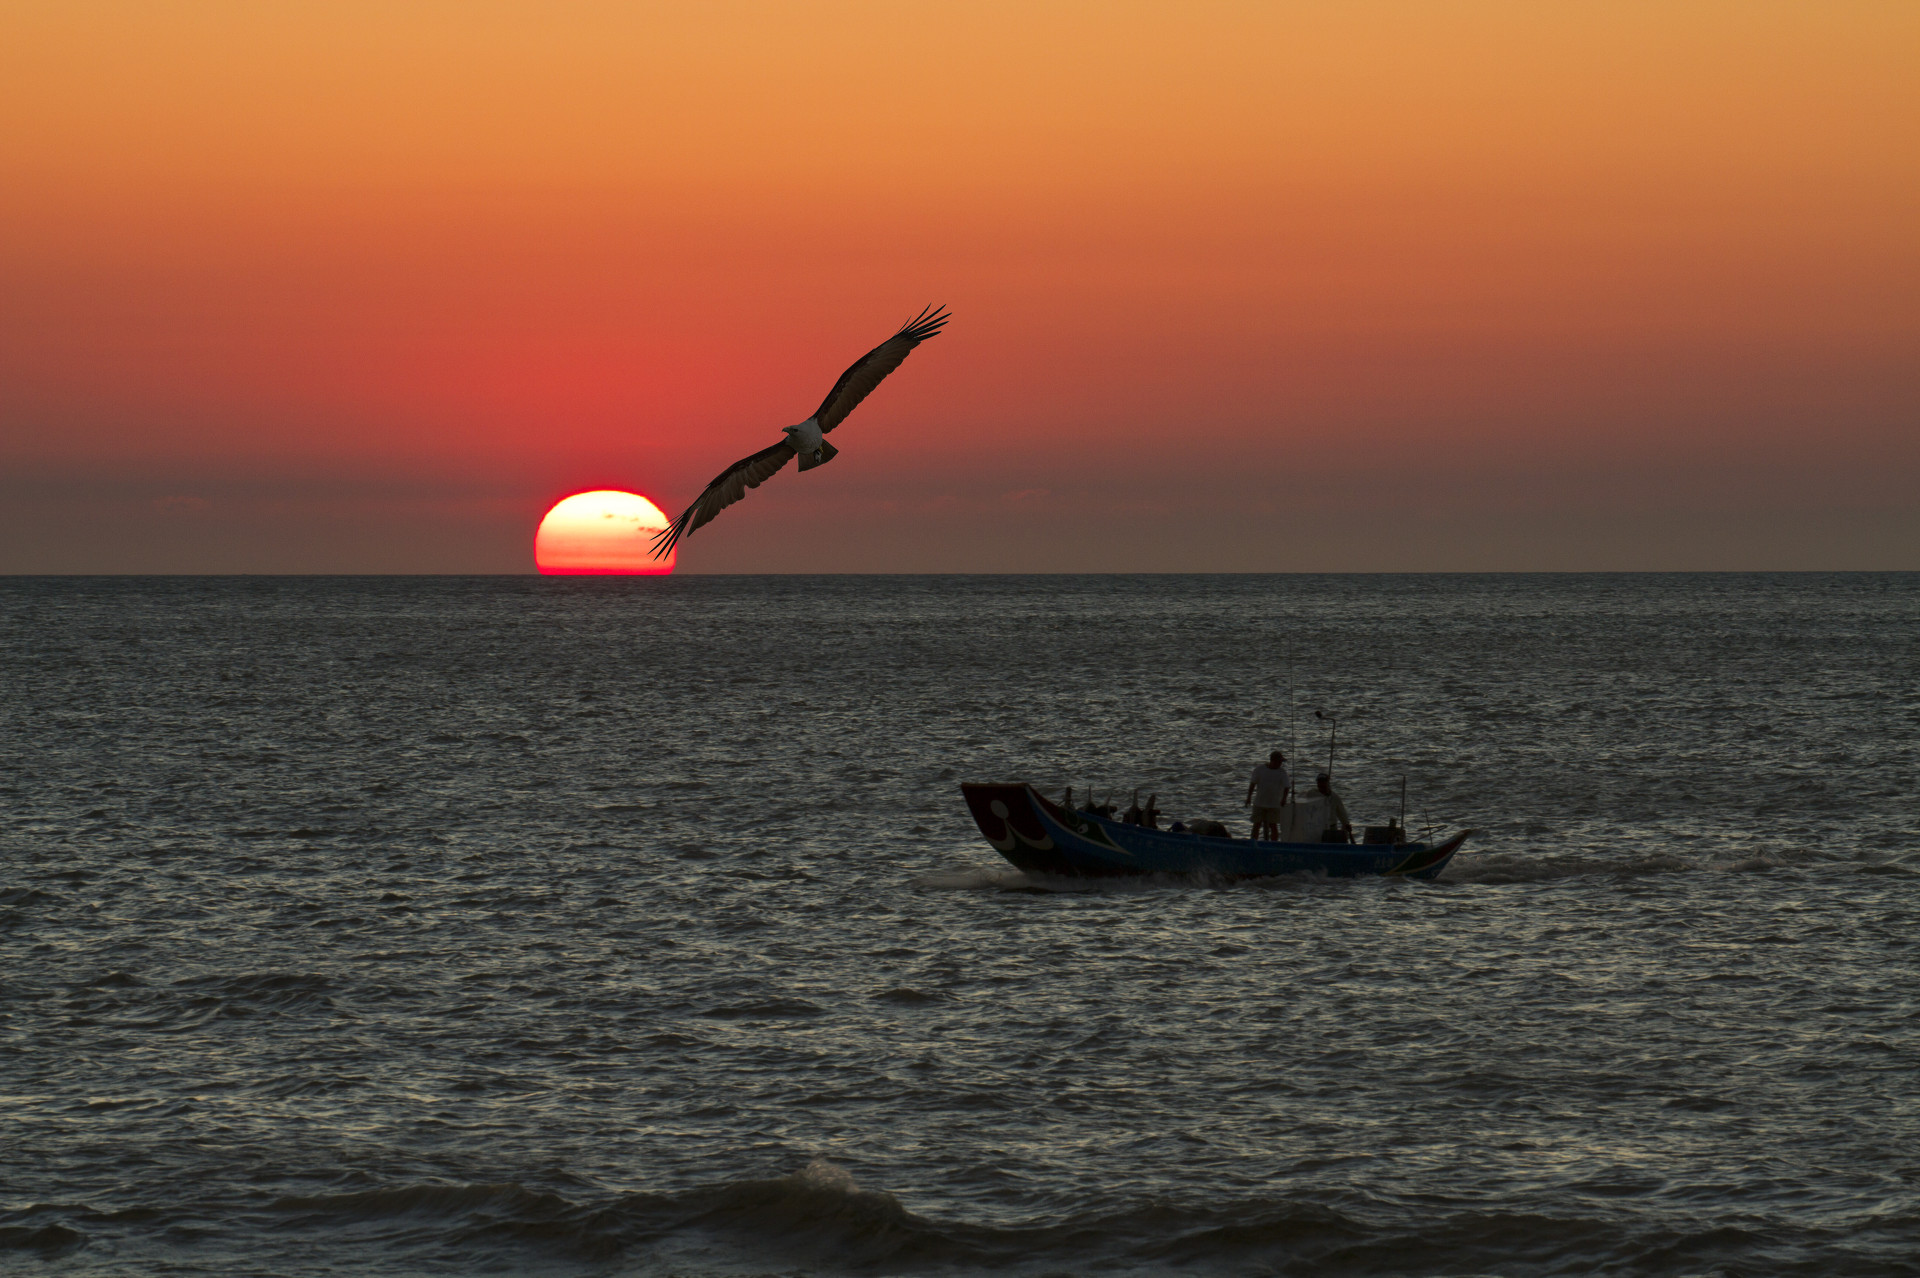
[1244,750,1292,841]
[1315,773,1353,843]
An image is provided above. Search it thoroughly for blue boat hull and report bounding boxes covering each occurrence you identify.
[961,783,1469,881]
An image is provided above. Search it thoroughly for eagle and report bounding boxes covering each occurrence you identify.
[650,306,950,558]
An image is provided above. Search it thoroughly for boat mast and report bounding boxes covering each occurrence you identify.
[1287,638,1295,763]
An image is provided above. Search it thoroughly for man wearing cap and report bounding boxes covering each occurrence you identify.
[1244,750,1292,841]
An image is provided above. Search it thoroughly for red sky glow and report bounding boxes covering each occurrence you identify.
[2,1,1915,571]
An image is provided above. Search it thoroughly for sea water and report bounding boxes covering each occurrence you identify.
[3,574,1916,1276]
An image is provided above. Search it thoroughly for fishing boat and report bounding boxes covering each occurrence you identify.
[960,783,1471,881]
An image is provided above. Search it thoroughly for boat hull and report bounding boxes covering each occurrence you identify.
[961,783,1469,881]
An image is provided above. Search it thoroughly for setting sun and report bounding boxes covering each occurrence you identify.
[533,490,674,575]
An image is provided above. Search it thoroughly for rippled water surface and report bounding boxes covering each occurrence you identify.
[4,574,1917,1276]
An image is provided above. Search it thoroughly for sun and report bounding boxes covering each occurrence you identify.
[534,490,676,575]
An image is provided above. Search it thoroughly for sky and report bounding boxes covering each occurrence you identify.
[2,1,1915,572]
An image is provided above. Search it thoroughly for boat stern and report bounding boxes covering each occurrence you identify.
[1388,829,1474,879]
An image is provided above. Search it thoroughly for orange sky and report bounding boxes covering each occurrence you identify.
[2,1,1915,570]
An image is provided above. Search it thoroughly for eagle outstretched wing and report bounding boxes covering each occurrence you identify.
[812,305,949,434]
[649,306,948,559]
[650,440,796,558]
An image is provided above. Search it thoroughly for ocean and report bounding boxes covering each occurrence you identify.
[3,573,1916,1276]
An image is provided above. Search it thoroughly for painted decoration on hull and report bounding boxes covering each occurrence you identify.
[961,786,1055,855]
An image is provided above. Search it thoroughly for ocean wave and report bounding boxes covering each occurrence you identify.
[872,986,949,1006]
[179,971,337,1007]
[228,1160,1890,1276]
[270,1181,575,1223]
[261,1161,954,1269]
[698,999,826,1019]
[0,1223,87,1255]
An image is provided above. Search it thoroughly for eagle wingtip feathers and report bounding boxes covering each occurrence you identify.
[898,304,950,343]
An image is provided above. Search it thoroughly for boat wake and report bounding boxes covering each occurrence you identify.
[912,866,1187,893]
[913,866,1041,891]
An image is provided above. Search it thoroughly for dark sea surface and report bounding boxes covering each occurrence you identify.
[3,573,1917,1277]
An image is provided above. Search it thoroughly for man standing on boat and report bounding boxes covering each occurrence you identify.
[1245,750,1292,841]
[1315,772,1354,843]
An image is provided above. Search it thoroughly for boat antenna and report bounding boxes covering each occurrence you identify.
[1288,639,1296,762]
[1313,710,1337,784]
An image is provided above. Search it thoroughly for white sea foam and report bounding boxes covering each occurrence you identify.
[912,866,1038,891]
[787,1157,860,1194]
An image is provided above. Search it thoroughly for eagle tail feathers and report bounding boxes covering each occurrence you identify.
[795,438,838,472]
